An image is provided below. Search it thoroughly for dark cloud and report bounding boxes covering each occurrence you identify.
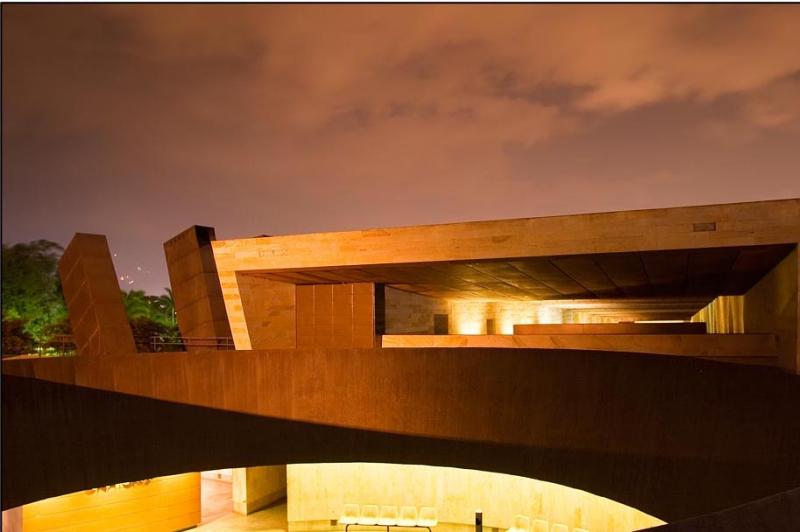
[3,4,799,293]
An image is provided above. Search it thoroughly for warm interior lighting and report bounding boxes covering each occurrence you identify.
[449,301,567,335]
[17,473,200,532]
[536,306,562,325]
[286,463,664,532]
[443,296,742,335]
[449,301,489,334]
[691,295,745,333]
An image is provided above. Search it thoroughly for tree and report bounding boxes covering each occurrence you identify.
[121,288,180,352]
[2,239,183,355]
[1,240,67,342]
[150,288,176,326]
[129,317,182,352]
[122,290,151,321]
[2,319,35,355]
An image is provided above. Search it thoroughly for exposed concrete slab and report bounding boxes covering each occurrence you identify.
[207,199,799,371]
[380,334,776,365]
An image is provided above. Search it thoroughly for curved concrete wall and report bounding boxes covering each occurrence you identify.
[646,487,800,531]
[287,463,664,532]
[4,346,800,522]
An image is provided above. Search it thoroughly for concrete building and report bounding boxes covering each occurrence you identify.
[3,199,800,531]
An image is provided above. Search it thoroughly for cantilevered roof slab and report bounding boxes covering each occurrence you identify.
[211,199,799,275]
[247,244,794,301]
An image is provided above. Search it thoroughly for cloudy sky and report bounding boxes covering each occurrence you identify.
[4,4,800,293]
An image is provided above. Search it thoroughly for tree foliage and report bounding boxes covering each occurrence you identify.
[122,290,152,320]
[2,240,67,342]
[2,239,183,355]
[122,288,176,327]
[2,319,35,355]
[122,288,180,351]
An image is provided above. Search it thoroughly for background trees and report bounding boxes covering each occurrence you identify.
[2,240,180,354]
[124,289,181,351]
[2,240,68,347]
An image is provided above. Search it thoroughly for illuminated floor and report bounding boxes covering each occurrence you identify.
[201,477,233,524]
[197,498,287,531]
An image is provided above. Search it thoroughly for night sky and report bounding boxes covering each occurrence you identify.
[3,4,800,294]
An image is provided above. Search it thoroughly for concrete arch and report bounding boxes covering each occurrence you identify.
[4,346,800,522]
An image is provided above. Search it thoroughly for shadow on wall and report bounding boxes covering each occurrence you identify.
[645,487,800,531]
[3,372,800,526]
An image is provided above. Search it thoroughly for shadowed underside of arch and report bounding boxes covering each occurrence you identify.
[3,347,800,523]
[646,487,800,531]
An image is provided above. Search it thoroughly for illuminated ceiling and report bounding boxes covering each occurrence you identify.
[248,244,794,302]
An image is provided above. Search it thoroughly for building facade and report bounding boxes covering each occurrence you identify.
[3,199,800,531]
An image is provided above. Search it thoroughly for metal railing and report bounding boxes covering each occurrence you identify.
[148,336,235,351]
[2,335,236,356]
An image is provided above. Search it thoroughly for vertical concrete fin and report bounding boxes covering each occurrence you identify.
[296,282,380,348]
[58,233,136,356]
[164,226,232,350]
[235,273,296,349]
[743,246,799,374]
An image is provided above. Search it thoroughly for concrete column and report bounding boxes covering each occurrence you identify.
[232,466,287,515]
[2,507,23,532]
[164,226,232,349]
[743,247,799,373]
[58,233,136,356]
[296,283,382,348]
[236,274,297,349]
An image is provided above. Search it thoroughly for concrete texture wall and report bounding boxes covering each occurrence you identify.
[286,463,664,532]
[691,296,745,333]
[212,200,799,352]
[233,465,286,515]
[211,200,800,273]
[224,278,379,349]
[647,487,800,531]
[380,334,775,365]
[1,507,22,532]
[58,233,135,357]
[384,287,449,334]
[18,473,199,532]
[297,284,378,348]
[164,226,231,346]
[743,248,799,373]
[236,274,296,349]
[5,346,800,521]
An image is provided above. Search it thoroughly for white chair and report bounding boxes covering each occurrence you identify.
[359,505,380,526]
[551,525,569,532]
[398,506,418,527]
[378,506,399,528]
[531,520,549,532]
[417,507,438,530]
[507,515,530,532]
[340,504,360,531]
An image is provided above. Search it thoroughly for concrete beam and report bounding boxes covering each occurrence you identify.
[211,200,799,273]
[5,348,800,521]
